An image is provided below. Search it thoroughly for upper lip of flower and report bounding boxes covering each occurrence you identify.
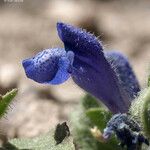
[22,22,140,114]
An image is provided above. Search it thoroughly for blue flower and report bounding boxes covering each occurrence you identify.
[22,22,140,113]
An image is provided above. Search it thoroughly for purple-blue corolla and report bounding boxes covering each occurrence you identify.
[22,22,140,114]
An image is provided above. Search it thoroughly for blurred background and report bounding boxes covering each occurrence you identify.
[0,0,150,143]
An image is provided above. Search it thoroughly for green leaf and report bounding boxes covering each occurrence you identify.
[70,95,122,150]
[85,108,112,130]
[82,94,101,110]
[86,108,121,150]
[129,87,150,139]
[70,105,100,150]
[0,89,18,118]
[4,128,75,150]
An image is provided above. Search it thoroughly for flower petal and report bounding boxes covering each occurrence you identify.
[57,22,103,58]
[105,51,140,99]
[22,48,73,84]
[57,22,132,113]
[48,51,74,84]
